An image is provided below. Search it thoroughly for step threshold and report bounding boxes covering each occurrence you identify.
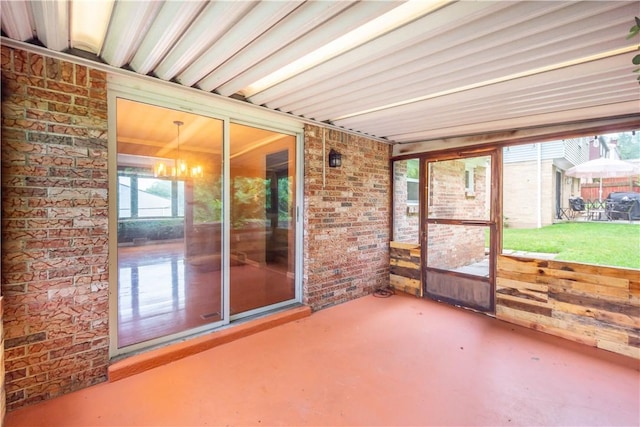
[108,305,312,382]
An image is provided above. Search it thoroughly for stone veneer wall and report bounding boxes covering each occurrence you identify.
[303,125,391,310]
[1,46,109,410]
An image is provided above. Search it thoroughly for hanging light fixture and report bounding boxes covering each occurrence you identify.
[154,120,203,179]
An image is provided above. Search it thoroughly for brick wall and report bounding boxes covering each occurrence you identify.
[1,46,109,410]
[303,125,391,310]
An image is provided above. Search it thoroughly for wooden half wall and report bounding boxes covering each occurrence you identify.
[497,255,639,359]
[390,242,422,297]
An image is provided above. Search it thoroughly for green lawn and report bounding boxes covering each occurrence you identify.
[498,222,640,269]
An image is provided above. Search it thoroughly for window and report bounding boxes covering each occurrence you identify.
[406,159,419,205]
[118,173,185,219]
[465,166,475,196]
[392,158,420,243]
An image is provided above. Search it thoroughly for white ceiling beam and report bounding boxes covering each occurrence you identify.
[0,0,35,41]
[178,1,302,88]
[264,0,629,117]
[153,1,256,82]
[241,0,443,98]
[347,90,637,141]
[29,0,69,51]
[100,0,162,68]
[371,77,633,134]
[129,1,206,75]
[195,0,355,92]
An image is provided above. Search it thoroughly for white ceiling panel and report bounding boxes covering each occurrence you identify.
[281,2,637,120]
[100,1,162,67]
[30,0,69,51]
[0,0,35,41]
[215,0,404,97]
[153,1,255,81]
[195,0,356,92]
[128,1,205,75]
[177,0,302,87]
[1,0,638,148]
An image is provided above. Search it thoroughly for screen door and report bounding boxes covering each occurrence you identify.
[422,153,497,312]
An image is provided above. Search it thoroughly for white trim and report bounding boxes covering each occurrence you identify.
[107,83,119,358]
[222,119,231,323]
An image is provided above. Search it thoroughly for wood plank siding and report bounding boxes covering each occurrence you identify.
[497,255,639,359]
[390,242,422,297]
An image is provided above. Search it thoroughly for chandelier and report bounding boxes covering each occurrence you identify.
[154,120,203,179]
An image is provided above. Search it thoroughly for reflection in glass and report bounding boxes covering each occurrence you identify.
[229,123,296,315]
[116,98,223,347]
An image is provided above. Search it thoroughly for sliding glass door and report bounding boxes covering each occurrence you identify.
[229,123,297,317]
[114,98,300,352]
[116,98,224,348]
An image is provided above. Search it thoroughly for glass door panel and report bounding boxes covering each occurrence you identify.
[424,155,495,312]
[116,98,223,348]
[229,123,296,316]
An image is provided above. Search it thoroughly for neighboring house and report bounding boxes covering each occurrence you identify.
[118,182,172,218]
[503,138,589,228]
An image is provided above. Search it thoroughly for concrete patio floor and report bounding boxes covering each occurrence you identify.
[5,292,639,426]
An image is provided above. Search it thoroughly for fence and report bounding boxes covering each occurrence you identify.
[579,177,639,200]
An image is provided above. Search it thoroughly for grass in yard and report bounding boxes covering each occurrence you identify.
[500,222,640,269]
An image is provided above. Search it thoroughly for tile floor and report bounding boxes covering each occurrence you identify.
[5,293,639,426]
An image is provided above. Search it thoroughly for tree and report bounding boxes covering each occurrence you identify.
[617,132,640,160]
[144,179,171,198]
[406,159,419,179]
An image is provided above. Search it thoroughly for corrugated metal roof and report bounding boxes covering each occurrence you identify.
[1,0,638,145]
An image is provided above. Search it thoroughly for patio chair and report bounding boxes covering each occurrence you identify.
[607,198,636,222]
[568,197,585,219]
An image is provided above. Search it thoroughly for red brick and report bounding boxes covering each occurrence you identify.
[2,44,109,411]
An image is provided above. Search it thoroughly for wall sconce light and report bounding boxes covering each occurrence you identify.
[328,149,342,168]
